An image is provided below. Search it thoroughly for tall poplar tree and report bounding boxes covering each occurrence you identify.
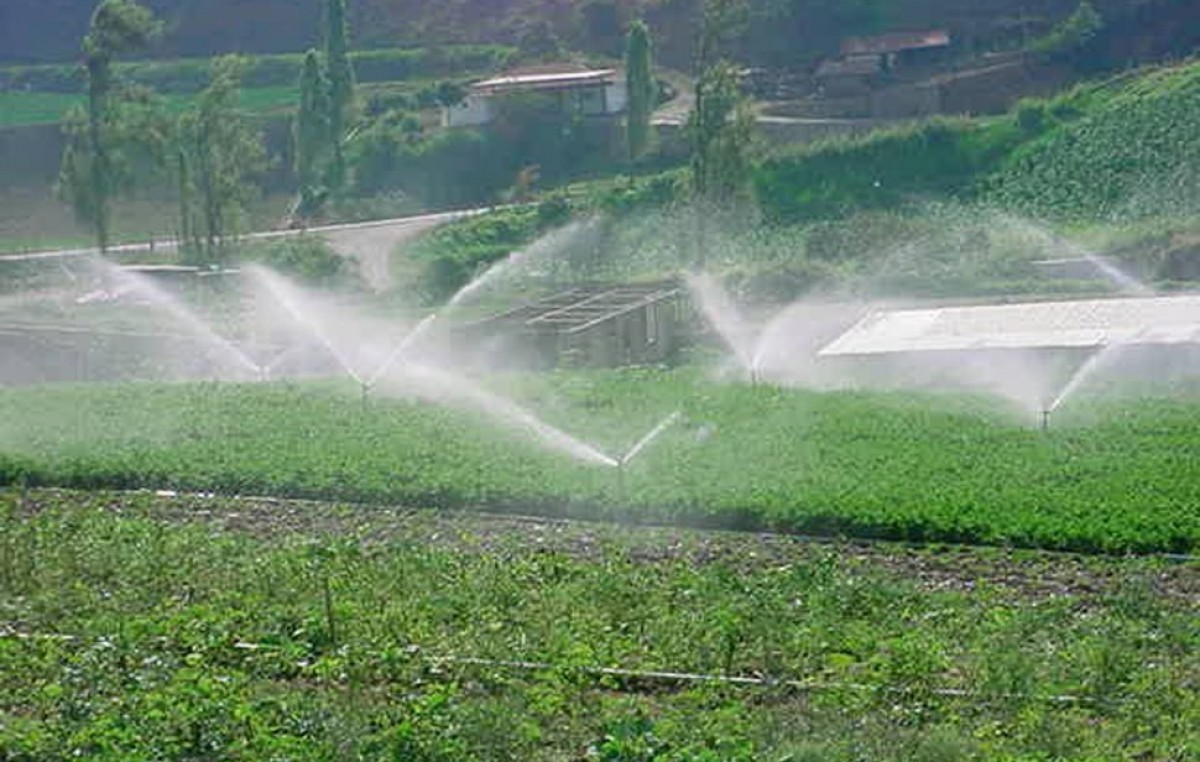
[58,0,159,255]
[624,20,655,163]
[687,0,751,266]
[295,49,331,218]
[324,0,355,189]
[175,56,267,263]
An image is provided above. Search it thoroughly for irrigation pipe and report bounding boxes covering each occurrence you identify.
[0,627,1115,708]
[431,655,1115,707]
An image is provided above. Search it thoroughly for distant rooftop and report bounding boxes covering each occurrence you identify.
[840,29,951,56]
[819,294,1200,356]
[470,67,619,96]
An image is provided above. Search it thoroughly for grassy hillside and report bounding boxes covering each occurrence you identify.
[983,64,1200,220]
[756,58,1200,229]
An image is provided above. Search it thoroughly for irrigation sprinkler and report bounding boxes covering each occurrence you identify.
[613,411,683,503]
[1041,409,1051,431]
[367,314,437,388]
[615,460,627,504]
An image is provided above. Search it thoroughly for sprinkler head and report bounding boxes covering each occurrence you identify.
[1041,409,1050,431]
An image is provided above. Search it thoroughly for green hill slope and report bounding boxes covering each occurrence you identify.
[983,64,1200,221]
[755,58,1200,228]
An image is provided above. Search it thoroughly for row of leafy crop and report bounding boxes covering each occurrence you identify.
[0,44,514,95]
[2,491,1197,759]
[1,373,1198,553]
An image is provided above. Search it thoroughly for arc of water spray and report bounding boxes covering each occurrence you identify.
[611,410,683,504]
[387,363,620,468]
[249,266,366,385]
[619,411,682,467]
[366,314,437,387]
[1047,344,1119,414]
[685,272,761,380]
[254,344,305,380]
[106,264,260,378]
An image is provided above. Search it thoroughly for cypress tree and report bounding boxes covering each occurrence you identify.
[295,49,331,218]
[624,20,654,163]
[324,0,355,189]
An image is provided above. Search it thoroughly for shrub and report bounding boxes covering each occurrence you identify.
[1015,99,1048,135]
[245,234,353,287]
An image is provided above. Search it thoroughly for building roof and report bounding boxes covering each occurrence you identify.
[818,294,1200,356]
[840,29,951,56]
[468,282,680,334]
[470,68,618,96]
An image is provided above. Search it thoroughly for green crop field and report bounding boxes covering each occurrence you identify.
[1,489,1196,759]
[1,372,1197,554]
[0,86,301,128]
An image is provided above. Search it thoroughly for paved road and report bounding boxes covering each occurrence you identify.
[0,208,483,264]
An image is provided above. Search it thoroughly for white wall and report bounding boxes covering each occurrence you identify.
[604,79,628,114]
[443,93,494,127]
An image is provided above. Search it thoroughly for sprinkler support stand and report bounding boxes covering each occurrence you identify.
[615,460,627,505]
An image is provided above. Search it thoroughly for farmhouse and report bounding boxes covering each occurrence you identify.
[816,29,951,97]
[443,65,628,128]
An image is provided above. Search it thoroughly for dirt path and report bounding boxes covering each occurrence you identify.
[12,488,1199,605]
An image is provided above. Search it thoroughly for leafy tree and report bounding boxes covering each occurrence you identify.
[295,49,332,219]
[324,0,355,190]
[175,56,267,263]
[579,0,623,56]
[624,19,655,163]
[1034,0,1104,68]
[694,0,748,75]
[687,0,753,266]
[516,19,563,61]
[57,0,160,255]
[688,59,754,204]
